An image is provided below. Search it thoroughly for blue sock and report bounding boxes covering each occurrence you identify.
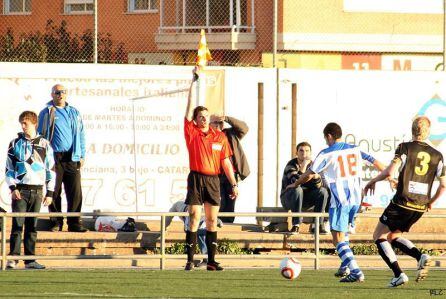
[336,241,362,276]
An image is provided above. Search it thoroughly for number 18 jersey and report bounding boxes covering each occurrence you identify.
[310,142,375,208]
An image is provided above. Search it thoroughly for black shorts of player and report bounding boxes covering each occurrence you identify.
[185,171,221,206]
[379,202,424,233]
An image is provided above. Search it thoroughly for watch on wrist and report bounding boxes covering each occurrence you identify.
[232,184,238,188]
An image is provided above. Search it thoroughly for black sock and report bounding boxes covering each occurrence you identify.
[391,237,422,261]
[375,238,402,277]
[206,230,218,264]
[186,231,197,263]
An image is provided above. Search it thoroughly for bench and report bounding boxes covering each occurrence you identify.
[256,206,319,233]
[256,207,291,232]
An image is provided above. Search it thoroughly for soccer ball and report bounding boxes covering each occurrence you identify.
[280,257,302,280]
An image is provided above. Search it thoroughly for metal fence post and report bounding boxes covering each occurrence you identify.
[314,216,320,270]
[160,214,166,270]
[272,0,278,68]
[1,214,6,271]
[94,0,98,64]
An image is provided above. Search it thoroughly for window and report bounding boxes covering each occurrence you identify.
[185,0,247,27]
[64,0,93,14]
[3,0,31,14]
[128,0,158,13]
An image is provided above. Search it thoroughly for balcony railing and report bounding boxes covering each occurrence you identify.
[158,0,255,34]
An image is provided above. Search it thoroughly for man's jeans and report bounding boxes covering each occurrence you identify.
[281,186,329,226]
[10,188,42,264]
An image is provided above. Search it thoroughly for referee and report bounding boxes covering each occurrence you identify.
[183,68,239,271]
[365,116,446,287]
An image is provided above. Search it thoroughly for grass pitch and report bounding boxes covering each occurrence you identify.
[0,268,444,298]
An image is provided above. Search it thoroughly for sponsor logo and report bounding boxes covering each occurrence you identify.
[417,96,446,146]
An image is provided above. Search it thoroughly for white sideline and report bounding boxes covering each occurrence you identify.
[2,293,140,298]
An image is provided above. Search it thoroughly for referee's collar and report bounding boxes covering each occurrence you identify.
[197,125,217,136]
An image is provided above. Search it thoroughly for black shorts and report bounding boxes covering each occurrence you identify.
[185,171,221,206]
[379,202,423,232]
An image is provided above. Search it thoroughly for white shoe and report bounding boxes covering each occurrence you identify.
[348,223,356,234]
[388,273,409,287]
[416,254,432,282]
[6,260,17,269]
[323,221,330,233]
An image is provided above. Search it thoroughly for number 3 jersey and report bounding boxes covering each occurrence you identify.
[310,142,376,208]
[392,141,445,211]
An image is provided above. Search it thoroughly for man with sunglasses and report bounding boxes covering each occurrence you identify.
[38,84,87,232]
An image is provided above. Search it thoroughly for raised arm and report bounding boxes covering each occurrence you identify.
[185,67,199,121]
[225,116,249,139]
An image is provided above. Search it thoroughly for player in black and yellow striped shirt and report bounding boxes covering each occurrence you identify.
[365,116,446,287]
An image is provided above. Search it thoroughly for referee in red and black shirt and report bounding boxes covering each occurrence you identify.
[183,68,238,271]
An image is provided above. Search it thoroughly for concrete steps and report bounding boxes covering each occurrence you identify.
[1,209,446,269]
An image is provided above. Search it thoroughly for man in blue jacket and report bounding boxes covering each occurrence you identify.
[38,84,87,232]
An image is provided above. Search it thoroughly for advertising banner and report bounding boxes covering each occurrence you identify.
[0,65,227,214]
[280,70,446,208]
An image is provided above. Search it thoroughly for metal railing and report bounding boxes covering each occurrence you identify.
[158,0,256,34]
[1,211,446,271]
[158,25,255,34]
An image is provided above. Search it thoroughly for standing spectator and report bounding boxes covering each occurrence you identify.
[365,116,446,287]
[183,68,239,271]
[288,123,385,283]
[210,115,250,223]
[5,111,56,269]
[280,142,329,234]
[38,84,87,232]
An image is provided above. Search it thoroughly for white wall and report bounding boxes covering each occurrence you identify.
[280,69,446,208]
[0,63,278,223]
[0,63,445,223]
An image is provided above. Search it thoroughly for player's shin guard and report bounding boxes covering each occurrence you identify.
[206,230,217,263]
[376,238,402,277]
[336,242,362,276]
[186,231,198,263]
[391,237,422,261]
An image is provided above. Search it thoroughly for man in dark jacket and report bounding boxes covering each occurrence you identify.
[281,142,329,234]
[210,115,250,223]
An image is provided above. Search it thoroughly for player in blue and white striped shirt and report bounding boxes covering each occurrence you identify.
[287,122,385,283]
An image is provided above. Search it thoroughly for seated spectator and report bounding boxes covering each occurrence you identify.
[166,200,223,266]
[280,142,329,234]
